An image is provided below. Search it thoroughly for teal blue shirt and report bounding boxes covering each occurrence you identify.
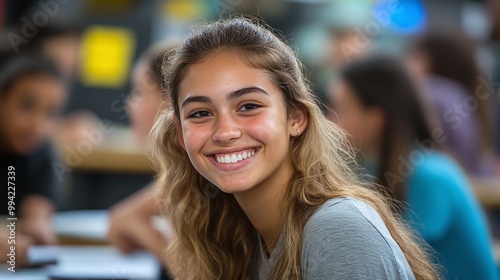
[404,151,498,280]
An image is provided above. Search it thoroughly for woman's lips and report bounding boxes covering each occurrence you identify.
[208,147,260,171]
[213,148,256,164]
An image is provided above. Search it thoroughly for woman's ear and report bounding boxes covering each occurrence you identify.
[173,116,186,151]
[289,108,308,137]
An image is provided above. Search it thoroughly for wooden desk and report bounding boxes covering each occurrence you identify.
[56,125,154,174]
[471,177,500,208]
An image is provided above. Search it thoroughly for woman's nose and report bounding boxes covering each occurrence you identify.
[212,114,241,143]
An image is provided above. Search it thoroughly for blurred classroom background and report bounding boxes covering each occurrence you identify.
[0,0,500,279]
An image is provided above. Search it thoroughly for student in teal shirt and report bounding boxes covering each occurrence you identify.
[407,151,496,280]
[329,55,498,280]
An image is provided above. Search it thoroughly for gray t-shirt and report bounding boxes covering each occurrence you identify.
[255,197,415,279]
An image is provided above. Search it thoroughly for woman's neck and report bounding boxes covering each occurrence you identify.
[233,157,294,255]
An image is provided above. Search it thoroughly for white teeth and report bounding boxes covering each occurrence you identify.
[215,150,256,164]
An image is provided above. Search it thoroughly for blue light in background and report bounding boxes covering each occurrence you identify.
[373,0,427,34]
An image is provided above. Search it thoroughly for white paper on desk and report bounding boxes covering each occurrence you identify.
[54,210,108,241]
[54,210,171,242]
[0,269,47,280]
[29,246,160,280]
[27,245,58,265]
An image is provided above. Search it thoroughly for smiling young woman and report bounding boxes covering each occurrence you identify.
[149,17,439,280]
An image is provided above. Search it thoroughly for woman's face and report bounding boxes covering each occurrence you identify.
[127,62,162,145]
[0,75,66,154]
[176,51,298,194]
[406,50,429,83]
[329,80,383,154]
[42,34,81,81]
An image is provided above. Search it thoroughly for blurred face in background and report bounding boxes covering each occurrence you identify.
[406,50,430,83]
[42,34,81,81]
[328,29,369,68]
[127,61,162,145]
[0,75,66,155]
[329,80,384,155]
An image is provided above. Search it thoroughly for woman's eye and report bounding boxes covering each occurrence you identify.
[239,103,261,112]
[189,110,212,118]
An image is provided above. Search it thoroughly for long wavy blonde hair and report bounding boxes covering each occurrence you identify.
[149,17,439,280]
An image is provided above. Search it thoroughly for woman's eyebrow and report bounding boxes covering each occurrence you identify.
[181,86,269,108]
[227,86,269,100]
[181,96,212,108]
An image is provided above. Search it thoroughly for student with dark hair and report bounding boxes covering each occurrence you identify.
[407,28,495,176]
[331,55,498,280]
[26,24,81,81]
[0,22,81,80]
[0,55,67,266]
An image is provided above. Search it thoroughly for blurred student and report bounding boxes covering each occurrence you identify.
[107,43,175,261]
[330,55,498,280]
[0,23,81,82]
[26,24,81,82]
[407,29,495,177]
[0,55,67,266]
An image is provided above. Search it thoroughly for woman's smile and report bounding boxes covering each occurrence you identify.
[208,147,260,171]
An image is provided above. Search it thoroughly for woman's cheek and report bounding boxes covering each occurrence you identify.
[182,123,211,152]
[246,111,288,143]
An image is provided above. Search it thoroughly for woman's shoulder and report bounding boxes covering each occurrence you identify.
[410,150,469,192]
[301,197,414,279]
[406,150,468,190]
[303,197,385,250]
[305,197,389,237]
[412,150,462,174]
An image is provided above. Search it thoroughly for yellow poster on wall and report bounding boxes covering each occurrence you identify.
[80,25,136,88]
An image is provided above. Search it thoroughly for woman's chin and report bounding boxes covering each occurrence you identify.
[211,179,255,195]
